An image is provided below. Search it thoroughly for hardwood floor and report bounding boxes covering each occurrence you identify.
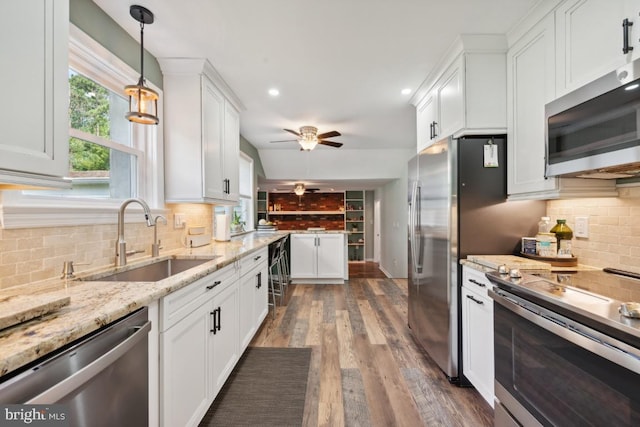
[348,261,388,279]
[250,276,493,427]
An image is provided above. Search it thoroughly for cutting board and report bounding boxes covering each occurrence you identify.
[0,293,71,331]
[466,254,552,270]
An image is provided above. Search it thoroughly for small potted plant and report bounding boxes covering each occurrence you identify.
[230,211,245,233]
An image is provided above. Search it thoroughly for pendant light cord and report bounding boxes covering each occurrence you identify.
[139,20,145,85]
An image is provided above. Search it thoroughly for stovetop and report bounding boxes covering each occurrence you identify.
[486,268,640,342]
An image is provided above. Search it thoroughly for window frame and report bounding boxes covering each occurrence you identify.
[0,24,165,229]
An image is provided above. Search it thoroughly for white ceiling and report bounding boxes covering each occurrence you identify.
[93,0,537,191]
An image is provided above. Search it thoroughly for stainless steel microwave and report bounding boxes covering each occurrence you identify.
[545,58,640,179]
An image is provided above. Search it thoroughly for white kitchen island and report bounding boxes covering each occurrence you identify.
[289,231,349,284]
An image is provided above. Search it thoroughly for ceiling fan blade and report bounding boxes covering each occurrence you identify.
[284,128,301,137]
[269,139,297,143]
[319,140,343,148]
[317,130,341,139]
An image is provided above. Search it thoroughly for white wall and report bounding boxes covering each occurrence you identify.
[377,173,408,278]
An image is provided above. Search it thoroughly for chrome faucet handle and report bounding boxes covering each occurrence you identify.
[61,260,91,279]
[125,249,145,257]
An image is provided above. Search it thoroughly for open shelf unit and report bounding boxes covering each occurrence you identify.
[257,191,268,222]
[345,190,365,262]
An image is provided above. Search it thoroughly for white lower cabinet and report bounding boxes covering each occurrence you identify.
[290,233,346,283]
[461,266,494,408]
[238,248,269,352]
[159,253,268,427]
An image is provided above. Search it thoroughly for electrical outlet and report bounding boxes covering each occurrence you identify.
[575,216,589,238]
[174,213,186,229]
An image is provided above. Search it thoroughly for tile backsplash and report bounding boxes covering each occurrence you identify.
[0,204,212,289]
[547,186,640,274]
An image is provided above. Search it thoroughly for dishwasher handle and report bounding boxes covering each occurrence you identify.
[27,320,151,404]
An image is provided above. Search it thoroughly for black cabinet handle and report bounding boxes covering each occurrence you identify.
[254,255,262,261]
[206,280,222,290]
[216,307,222,332]
[466,295,484,305]
[257,272,262,289]
[623,18,634,54]
[432,121,438,139]
[429,122,434,139]
[469,278,486,288]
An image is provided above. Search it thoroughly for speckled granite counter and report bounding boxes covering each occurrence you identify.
[0,231,288,378]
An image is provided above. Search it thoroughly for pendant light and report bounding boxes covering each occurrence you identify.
[294,183,305,196]
[125,5,159,125]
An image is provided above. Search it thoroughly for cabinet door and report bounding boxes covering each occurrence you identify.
[436,59,464,140]
[223,101,240,202]
[0,0,68,178]
[461,286,494,408]
[202,76,226,201]
[209,281,239,397]
[555,0,632,96]
[290,234,318,278]
[316,234,345,278]
[507,15,558,196]
[416,92,437,152]
[239,267,258,351]
[161,302,211,427]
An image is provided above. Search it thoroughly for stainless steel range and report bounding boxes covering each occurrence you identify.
[486,268,640,427]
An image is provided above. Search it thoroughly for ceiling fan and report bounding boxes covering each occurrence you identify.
[270,126,343,150]
[273,183,320,195]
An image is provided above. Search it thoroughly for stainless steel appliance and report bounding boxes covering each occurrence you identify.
[407,135,545,382]
[545,57,640,179]
[0,307,151,427]
[487,269,640,426]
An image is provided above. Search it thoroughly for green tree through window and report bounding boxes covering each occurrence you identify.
[68,72,110,171]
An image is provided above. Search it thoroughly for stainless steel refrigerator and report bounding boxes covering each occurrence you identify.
[407,135,545,383]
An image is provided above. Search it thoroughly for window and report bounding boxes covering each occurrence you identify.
[1,24,163,228]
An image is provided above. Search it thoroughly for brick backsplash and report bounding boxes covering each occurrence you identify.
[0,204,212,289]
[547,186,640,274]
[268,192,345,230]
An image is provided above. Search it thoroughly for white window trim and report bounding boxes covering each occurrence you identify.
[1,24,165,229]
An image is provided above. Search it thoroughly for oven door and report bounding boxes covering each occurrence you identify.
[491,289,640,427]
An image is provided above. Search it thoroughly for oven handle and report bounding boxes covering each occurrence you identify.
[26,320,152,404]
[490,288,640,375]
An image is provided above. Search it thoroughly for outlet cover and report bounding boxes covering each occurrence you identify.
[174,213,186,229]
[575,216,589,238]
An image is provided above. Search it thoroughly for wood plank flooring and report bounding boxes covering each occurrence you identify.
[251,274,493,427]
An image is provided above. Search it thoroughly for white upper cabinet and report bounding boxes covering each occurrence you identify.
[0,0,69,188]
[506,1,619,199]
[159,58,243,204]
[507,14,559,197]
[555,0,639,97]
[413,35,507,153]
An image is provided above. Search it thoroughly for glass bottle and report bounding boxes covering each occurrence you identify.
[538,216,551,233]
[551,219,573,258]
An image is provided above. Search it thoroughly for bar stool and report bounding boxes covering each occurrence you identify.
[278,235,290,290]
[268,239,285,317]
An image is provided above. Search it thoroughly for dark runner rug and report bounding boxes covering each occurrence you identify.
[199,347,312,426]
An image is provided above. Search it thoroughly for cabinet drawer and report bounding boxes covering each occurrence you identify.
[462,266,492,298]
[161,262,237,331]
[239,247,268,278]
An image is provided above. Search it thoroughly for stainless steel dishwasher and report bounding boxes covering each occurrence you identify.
[0,307,151,427]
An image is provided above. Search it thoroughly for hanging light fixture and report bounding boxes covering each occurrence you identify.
[294,183,305,196]
[298,126,318,151]
[125,5,159,125]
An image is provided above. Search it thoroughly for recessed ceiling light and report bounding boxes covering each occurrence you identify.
[401,88,412,95]
[268,88,280,96]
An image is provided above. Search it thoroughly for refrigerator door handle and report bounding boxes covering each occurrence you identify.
[409,181,418,274]
[415,184,423,273]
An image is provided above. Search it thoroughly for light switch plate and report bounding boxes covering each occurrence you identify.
[575,216,589,238]
[174,213,186,229]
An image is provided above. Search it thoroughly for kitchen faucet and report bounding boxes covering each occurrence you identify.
[151,215,167,257]
[116,198,156,267]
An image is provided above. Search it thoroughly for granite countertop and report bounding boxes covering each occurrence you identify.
[0,231,288,378]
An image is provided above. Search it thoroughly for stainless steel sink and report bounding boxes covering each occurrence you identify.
[85,257,220,282]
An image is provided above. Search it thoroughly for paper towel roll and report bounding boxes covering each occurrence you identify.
[215,214,230,241]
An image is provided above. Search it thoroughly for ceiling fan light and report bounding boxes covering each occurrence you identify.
[298,138,318,150]
[294,183,305,196]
